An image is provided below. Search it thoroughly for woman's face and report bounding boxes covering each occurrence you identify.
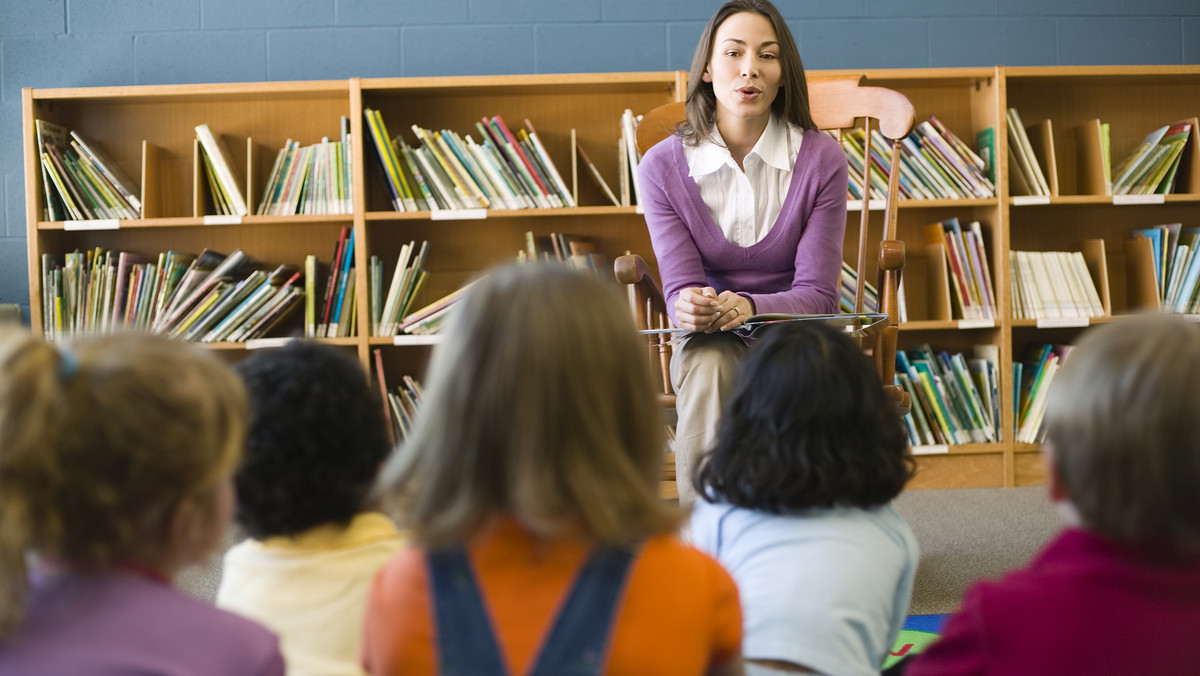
[703,11,782,130]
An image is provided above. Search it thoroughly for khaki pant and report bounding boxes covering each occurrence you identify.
[670,331,746,505]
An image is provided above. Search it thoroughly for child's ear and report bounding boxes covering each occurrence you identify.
[1043,440,1070,503]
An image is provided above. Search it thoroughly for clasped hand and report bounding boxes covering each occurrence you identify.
[675,287,752,333]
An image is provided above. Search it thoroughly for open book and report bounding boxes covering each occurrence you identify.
[639,312,890,341]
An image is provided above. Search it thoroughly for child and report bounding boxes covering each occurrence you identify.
[691,320,918,676]
[907,314,1200,675]
[217,341,404,676]
[0,331,283,674]
[361,263,743,676]
[640,0,847,502]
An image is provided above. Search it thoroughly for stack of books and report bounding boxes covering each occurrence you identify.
[1129,223,1200,313]
[364,109,575,211]
[370,240,429,337]
[195,123,249,217]
[1111,120,1194,195]
[896,344,1000,447]
[924,218,997,321]
[840,115,995,201]
[1009,250,1105,321]
[395,278,482,336]
[257,119,353,215]
[1006,108,1053,198]
[372,349,424,442]
[1013,343,1072,444]
[35,120,141,221]
[307,227,358,338]
[838,261,878,314]
[41,247,304,343]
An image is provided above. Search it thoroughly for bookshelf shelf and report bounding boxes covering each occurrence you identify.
[23,66,1200,490]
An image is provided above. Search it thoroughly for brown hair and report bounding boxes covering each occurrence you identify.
[374,263,679,547]
[679,0,815,146]
[1045,314,1200,559]
[0,331,247,639]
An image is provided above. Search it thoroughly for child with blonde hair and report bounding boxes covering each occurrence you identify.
[0,331,283,675]
[361,263,743,676]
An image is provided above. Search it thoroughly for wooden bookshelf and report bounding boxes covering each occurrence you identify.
[22,66,1200,490]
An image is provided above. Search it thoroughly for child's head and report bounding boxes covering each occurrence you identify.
[233,341,393,540]
[1045,314,1200,558]
[695,320,912,512]
[684,0,815,144]
[0,331,246,637]
[375,263,678,547]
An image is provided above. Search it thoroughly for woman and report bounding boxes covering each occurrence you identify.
[638,0,848,502]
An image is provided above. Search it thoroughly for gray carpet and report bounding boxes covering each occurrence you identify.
[894,485,1062,615]
[180,486,1065,618]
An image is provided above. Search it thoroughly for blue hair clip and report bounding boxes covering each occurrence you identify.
[58,348,79,382]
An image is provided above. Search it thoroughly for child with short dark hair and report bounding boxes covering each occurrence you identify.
[691,320,918,676]
[908,314,1200,676]
[0,331,283,674]
[217,341,402,676]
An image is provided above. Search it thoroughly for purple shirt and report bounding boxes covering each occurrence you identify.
[908,528,1200,676]
[638,128,847,324]
[0,569,284,675]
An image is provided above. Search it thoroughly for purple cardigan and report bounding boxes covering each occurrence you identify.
[638,128,847,325]
[908,528,1200,676]
[0,570,284,675]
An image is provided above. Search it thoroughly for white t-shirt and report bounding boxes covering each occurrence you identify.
[217,512,404,676]
[690,500,918,676]
[683,113,805,247]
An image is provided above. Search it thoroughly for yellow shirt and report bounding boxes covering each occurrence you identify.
[218,512,404,676]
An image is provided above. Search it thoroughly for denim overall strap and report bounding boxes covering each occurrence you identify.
[528,545,637,676]
[428,546,508,676]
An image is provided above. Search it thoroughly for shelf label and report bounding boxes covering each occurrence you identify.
[1036,316,1090,328]
[431,208,487,221]
[846,199,886,212]
[911,444,949,456]
[245,337,295,350]
[393,334,442,346]
[957,318,996,329]
[64,219,120,231]
[1011,195,1051,206]
[203,214,243,225]
[1112,194,1165,205]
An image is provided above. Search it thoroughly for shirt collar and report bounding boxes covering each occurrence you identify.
[688,114,796,177]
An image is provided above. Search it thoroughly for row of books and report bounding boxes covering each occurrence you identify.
[840,114,996,202]
[372,350,424,444]
[896,344,1001,447]
[35,120,142,221]
[257,128,353,215]
[1013,343,1073,444]
[1111,120,1194,195]
[517,231,608,275]
[369,240,429,337]
[1013,110,1198,197]
[838,261,878,314]
[364,109,575,212]
[1128,223,1200,313]
[40,247,304,343]
[925,218,998,321]
[1010,249,1105,320]
[307,227,358,339]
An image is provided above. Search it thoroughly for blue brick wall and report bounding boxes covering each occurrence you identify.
[2,0,1200,320]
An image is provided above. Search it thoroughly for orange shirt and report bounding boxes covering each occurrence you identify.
[361,519,741,675]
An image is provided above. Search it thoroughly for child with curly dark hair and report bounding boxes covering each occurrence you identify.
[217,341,402,676]
[691,320,917,676]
